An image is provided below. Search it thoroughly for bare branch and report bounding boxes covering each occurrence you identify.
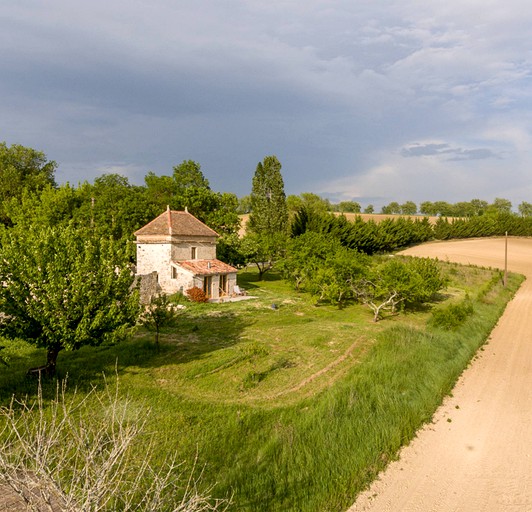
[0,378,229,512]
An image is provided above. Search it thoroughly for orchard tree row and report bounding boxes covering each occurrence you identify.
[1,141,532,372]
[0,142,244,374]
[277,231,445,320]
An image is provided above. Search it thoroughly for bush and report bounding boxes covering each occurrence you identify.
[429,298,474,330]
[186,286,208,303]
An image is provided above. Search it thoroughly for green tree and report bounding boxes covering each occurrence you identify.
[518,201,532,217]
[237,194,252,214]
[433,201,455,217]
[216,232,247,267]
[0,345,7,367]
[4,183,83,229]
[286,194,304,215]
[488,197,512,215]
[454,201,474,217]
[240,232,286,280]
[278,232,341,291]
[336,200,361,213]
[381,202,400,214]
[353,257,444,321]
[172,187,240,236]
[145,164,239,237]
[419,201,436,216]
[0,224,139,375]
[400,201,417,215]
[246,156,288,278]
[309,246,369,308]
[140,294,182,351]
[173,160,210,191]
[144,171,178,209]
[469,199,488,216]
[288,193,331,216]
[363,204,374,214]
[0,143,57,225]
[74,174,156,240]
[248,156,288,236]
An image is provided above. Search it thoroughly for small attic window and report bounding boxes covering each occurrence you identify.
[191,247,197,259]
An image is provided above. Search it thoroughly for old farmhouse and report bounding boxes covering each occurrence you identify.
[135,207,238,301]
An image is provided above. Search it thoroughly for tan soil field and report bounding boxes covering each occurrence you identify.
[350,237,532,512]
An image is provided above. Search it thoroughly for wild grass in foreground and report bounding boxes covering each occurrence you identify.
[0,265,523,511]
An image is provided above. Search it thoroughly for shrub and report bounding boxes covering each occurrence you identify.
[186,286,208,303]
[429,298,474,330]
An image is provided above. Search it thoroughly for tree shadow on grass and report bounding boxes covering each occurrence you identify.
[0,311,252,398]
[237,269,283,290]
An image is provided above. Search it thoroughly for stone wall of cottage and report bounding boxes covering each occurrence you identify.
[170,239,217,261]
[136,234,236,301]
[136,243,171,276]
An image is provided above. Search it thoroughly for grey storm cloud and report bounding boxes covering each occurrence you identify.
[1,0,532,205]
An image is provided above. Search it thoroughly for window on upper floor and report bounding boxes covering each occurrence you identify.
[191,247,197,259]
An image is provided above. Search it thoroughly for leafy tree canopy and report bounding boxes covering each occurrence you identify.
[333,200,361,213]
[237,194,252,214]
[0,223,139,375]
[487,197,512,215]
[287,193,331,216]
[173,160,210,191]
[353,257,445,321]
[140,294,182,351]
[400,201,417,215]
[248,155,288,236]
[4,183,83,229]
[381,201,401,214]
[0,142,57,224]
[518,201,532,217]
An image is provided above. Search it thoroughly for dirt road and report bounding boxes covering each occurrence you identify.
[349,237,532,512]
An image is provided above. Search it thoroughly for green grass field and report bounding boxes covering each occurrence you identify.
[0,260,523,511]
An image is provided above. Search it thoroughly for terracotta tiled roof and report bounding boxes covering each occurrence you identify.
[134,209,218,238]
[177,259,237,276]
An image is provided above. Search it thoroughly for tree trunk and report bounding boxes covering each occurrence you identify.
[45,345,62,376]
[27,345,62,377]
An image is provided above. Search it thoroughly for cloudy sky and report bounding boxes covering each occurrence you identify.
[2,1,532,209]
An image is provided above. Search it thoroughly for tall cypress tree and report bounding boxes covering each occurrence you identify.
[243,156,288,279]
[248,155,288,236]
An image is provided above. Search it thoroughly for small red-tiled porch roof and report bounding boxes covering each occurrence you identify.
[176,259,237,276]
[134,208,218,238]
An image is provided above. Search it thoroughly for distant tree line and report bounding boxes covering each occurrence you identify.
[242,191,532,220]
[1,144,241,243]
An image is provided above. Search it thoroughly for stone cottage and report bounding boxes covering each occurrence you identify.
[135,207,238,301]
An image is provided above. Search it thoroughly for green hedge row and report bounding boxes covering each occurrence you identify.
[292,208,532,254]
[292,208,433,254]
